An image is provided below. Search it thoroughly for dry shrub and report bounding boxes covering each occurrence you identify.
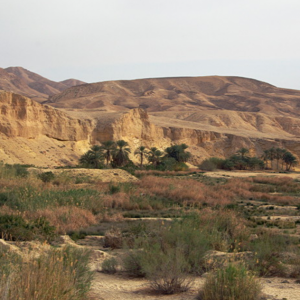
[198,209,250,251]
[98,212,124,222]
[0,205,19,216]
[104,227,123,249]
[137,176,233,207]
[0,246,93,300]
[199,264,261,300]
[25,206,97,234]
[253,176,293,185]
[102,192,132,209]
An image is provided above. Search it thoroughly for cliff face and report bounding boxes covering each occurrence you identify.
[1,91,300,167]
[0,92,93,167]
[0,92,92,140]
[93,108,300,165]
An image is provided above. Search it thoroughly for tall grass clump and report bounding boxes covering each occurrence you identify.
[0,246,93,300]
[199,264,261,300]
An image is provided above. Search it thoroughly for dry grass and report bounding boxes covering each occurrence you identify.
[24,206,98,234]
[136,176,232,207]
[0,247,93,300]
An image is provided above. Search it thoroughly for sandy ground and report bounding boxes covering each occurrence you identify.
[89,272,300,300]
[204,170,300,179]
[28,167,138,183]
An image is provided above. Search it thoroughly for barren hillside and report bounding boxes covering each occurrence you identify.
[0,67,86,102]
[2,73,300,167]
[46,76,300,117]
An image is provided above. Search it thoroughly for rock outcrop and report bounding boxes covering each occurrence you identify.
[93,108,300,165]
[2,72,300,167]
[0,91,92,167]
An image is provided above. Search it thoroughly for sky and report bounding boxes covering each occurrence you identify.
[1,0,300,89]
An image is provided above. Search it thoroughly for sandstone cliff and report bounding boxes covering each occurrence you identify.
[93,108,300,165]
[0,91,92,167]
[2,72,300,167]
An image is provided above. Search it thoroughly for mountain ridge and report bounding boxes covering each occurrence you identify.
[0,66,86,102]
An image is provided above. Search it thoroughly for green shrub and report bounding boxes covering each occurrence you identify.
[39,171,55,183]
[0,214,56,242]
[199,264,261,300]
[68,230,87,242]
[101,257,118,274]
[142,244,193,294]
[108,183,121,194]
[199,159,217,171]
[248,231,289,276]
[122,250,146,277]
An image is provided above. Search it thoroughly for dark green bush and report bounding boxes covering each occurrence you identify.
[199,159,217,171]
[0,214,56,242]
[39,171,55,183]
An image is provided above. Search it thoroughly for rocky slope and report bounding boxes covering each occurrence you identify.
[0,67,85,102]
[46,76,300,117]
[2,74,300,167]
[0,91,93,166]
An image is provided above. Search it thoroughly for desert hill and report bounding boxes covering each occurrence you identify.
[46,76,300,117]
[2,72,300,167]
[0,67,86,102]
[1,89,300,167]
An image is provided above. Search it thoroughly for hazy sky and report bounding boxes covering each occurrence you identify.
[1,0,300,89]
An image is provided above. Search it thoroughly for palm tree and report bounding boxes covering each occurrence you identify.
[101,140,116,167]
[112,140,131,167]
[283,151,297,171]
[274,148,285,170]
[261,149,270,169]
[165,144,191,162]
[79,145,103,168]
[236,148,249,159]
[268,147,276,169]
[134,146,148,168]
[148,147,163,167]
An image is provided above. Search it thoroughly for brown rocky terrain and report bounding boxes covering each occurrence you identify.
[0,91,93,166]
[2,72,300,167]
[0,67,85,102]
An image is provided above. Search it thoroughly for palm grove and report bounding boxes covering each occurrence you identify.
[79,141,191,171]
[79,141,297,172]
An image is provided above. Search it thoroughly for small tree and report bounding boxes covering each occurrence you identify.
[283,151,297,171]
[165,144,191,163]
[261,149,270,169]
[101,140,116,167]
[112,140,131,167]
[79,145,104,169]
[148,147,163,167]
[134,146,148,168]
[268,147,276,169]
[236,147,249,159]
